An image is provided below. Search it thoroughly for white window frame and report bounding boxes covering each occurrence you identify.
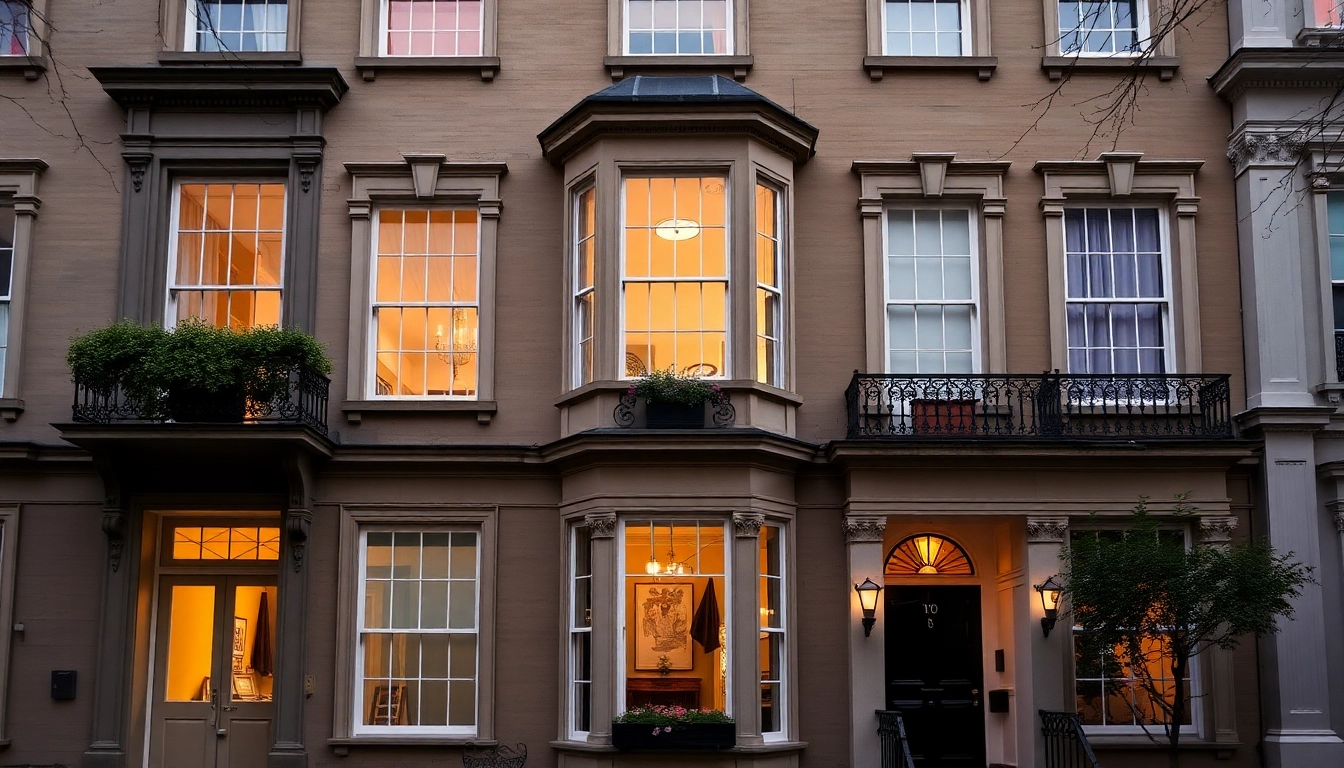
[376,0,486,57]
[567,524,593,740]
[1069,526,1201,737]
[1061,204,1174,377]
[164,179,288,330]
[880,205,982,374]
[0,203,13,390]
[1056,0,1150,57]
[754,182,784,388]
[0,505,20,743]
[353,526,482,737]
[880,0,972,57]
[615,518,733,717]
[618,174,732,381]
[366,206,482,400]
[621,0,735,56]
[758,521,787,741]
[573,183,597,389]
[183,0,291,53]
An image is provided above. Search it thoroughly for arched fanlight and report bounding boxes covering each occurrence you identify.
[885,534,973,576]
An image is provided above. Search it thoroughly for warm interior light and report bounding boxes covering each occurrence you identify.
[653,218,701,241]
[854,577,882,637]
[1036,575,1064,638]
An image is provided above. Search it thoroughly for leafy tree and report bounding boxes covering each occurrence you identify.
[1062,497,1311,768]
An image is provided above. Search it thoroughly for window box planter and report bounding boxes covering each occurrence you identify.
[645,401,705,429]
[611,721,736,751]
[911,398,977,435]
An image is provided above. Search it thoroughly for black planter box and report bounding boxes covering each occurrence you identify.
[645,401,705,429]
[611,721,735,751]
[167,387,248,423]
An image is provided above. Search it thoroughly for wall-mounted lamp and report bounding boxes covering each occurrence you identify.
[854,578,882,637]
[1035,576,1063,638]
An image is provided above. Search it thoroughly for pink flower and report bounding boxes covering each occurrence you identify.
[652,728,660,736]
[663,726,672,733]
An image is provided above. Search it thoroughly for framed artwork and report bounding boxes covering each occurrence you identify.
[232,672,257,700]
[369,684,406,726]
[232,654,245,673]
[232,616,248,656]
[633,582,694,671]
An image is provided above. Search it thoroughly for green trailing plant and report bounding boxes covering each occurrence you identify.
[630,369,724,406]
[613,705,733,725]
[69,320,333,414]
[1062,496,1311,768]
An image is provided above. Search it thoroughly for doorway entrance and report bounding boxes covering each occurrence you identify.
[885,584,985,767]
[148,576,277,768]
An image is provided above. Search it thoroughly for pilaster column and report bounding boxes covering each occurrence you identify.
[268,506,312,768]
[732,512,765,747]
[843,514,887,768]
[84,461,134,768]
[584,512,617,746]
[1022,517,1069,768]
[1197,517,1240,747]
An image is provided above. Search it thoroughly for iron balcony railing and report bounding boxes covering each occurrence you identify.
[845,372,1233,440]
[876,710,916,768]
[72,365,330,435]
[1335,331,1344,383]
[1040,710,1101,768]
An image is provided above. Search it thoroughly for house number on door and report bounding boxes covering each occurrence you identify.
[924,603,938,628]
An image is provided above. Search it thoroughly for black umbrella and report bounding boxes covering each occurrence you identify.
[690,579,722,653]
[251,590,274,676]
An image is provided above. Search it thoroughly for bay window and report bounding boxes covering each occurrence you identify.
[168,182,286,330]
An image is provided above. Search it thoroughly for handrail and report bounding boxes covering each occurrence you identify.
[1040,710,1101,768]
[846,372,1234,440]
[876,710,916,768]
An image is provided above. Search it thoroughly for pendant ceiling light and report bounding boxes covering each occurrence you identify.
[654,218,700,241]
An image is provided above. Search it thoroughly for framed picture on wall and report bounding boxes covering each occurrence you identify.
[232,616,247,656]
[633,582,694,671]
[232,672,257,700]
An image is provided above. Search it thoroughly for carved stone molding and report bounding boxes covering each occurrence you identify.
[585,512,617,539]
[1227,131,1306,174]
[1026,517,1070,544]
[102,510,127,573]
[843,515,888,543]
[285,509,312,573]
[1329,501,1344,534]
[123,150,152,193]
[1197,516,1238,550]
[733,512,765,538]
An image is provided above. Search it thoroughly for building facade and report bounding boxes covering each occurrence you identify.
[0,0,1272,766]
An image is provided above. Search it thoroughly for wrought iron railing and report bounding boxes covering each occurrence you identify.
[845,372,1233,440]
[876,710,916,768]
[1335,331,1344,383]
[71,365,330,435]
[1040,710,1101,768]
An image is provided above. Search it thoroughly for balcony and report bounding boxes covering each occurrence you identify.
[1336,331,1344,382]
[845,372,1234,440]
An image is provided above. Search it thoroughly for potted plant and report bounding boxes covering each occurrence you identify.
[630,370,726,429]
[69,320,332,423]
[611,705,735,751]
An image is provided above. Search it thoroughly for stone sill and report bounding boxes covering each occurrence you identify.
[1041,55,1179,81]
[329,736,496,754]
[555,380,801,408]
[604,54,753,81]
[158,51,303,66]
[1297,27,1344,48]
[863,55,997,81]
[341,399,498,425]
[550,739,806,754]
[1088,735,1239,753]
[354,56,501,82]
[0,399,24,423]
[0,56,45,80]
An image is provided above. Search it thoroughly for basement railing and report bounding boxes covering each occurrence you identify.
[876,710,916,768]
[845,372,1233,440]
[1335,331,1344,383]
[1040,710,1101,768]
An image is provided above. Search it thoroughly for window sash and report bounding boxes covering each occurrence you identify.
[379,0,485,56]
[623,0,733,56]
[883,208,979,374]
[355,528,481,735]
[755,184,784,387]
[574,186,597,387]
[882,0,970,57]
[569,525,593,738]
[759,523,786,739]
[1058,0,1147,56]
[0,1,30,55]
[186,0,289,52]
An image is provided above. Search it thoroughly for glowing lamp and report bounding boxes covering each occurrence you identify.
[854,578,882,638]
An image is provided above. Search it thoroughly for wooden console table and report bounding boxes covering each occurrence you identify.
[627,677,701,709]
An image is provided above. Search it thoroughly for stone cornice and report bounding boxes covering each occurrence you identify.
[1209,48,1344,102]
[90,65,349,111]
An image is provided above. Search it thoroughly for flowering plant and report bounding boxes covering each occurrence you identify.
[629,369,726,406]
[613,704,734,726]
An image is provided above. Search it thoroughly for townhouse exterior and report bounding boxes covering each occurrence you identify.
[0,0,1324,766]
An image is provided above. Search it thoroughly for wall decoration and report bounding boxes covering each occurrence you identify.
[232,616,248,656]
[634,582,694,671]
[232,672,257,700]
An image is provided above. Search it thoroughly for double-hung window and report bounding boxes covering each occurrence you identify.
[1063,207,1169,375]
[622,176,728,379]
[884,209,977,374]
[568,526,593,738]
[574,187,596,387]
[1058,0,1145,55]
[371,209,480,398]
[758,523,786,739]
[883,0,967,56]
[186,0,289,52]
[625,0,730,55]
[1326,193,1344,362]
[357,530,480,734]
[381,0,483,56]
[755,184,783,386]
[0,202,12,388]
[168,182,285,330]
[0,1,28,55]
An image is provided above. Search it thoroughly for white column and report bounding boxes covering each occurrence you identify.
[1021,517,1069,768]
[844,514,887,768]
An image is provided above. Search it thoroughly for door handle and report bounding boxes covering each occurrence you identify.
[222,705,238,712]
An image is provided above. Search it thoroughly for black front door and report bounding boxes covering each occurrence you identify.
[885,585,985,768]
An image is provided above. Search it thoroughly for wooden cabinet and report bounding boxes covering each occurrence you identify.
[626,677,701,709]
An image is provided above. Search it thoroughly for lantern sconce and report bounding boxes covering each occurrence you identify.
[854,578,882,637]
[1035,576,1063,638]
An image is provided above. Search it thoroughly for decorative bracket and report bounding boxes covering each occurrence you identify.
[732,512,764,538]
[285,509,312,573]
[585,512,617,539]
[842,515,887,543]
[1026,517,1069,544]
